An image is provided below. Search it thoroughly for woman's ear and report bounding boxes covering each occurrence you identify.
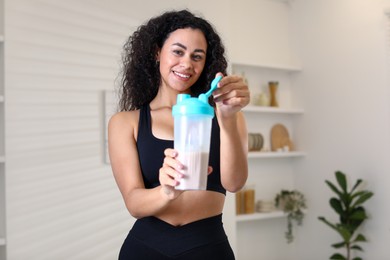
[155,48,161,62]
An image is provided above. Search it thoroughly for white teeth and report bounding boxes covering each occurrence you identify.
[174,71,190,78]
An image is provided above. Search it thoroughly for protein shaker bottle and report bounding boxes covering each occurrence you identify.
[172,94,214,190]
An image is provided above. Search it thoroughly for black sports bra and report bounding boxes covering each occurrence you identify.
[136,105,226,195]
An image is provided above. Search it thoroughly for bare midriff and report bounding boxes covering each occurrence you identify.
[154,190,225,226]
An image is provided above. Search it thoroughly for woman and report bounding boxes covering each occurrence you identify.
[108,9,250,260]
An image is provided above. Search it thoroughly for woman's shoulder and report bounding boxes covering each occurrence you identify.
[108,109,141,132]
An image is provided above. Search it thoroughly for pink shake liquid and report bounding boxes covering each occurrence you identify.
[176,151,209,190]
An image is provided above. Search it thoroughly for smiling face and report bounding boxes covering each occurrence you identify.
[157,28,207,94]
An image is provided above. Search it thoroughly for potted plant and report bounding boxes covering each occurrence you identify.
[318,171,374,260]
[275,189,307,243]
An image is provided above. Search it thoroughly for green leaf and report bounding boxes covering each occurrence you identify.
[351,192,374,208]
[318,217,339,231]
[335,171,347,193]
[350,245,363,251]
[330,198,344,215]
[352,258,363,260]
[350,190,366,200]
[353,234,367,242]
[340,193,350,208]
[331,241,346,248]
[318,217,352,241]
[350,179,363,193]
[337,225,352,241]
[349,208,367,220]
[330,253,346,260]
[326,180,342,197]
[347,220,364,233]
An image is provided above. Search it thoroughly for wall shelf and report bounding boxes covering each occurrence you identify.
[231,61,302,73]
[228,58,305,259]
[248,151,305,159]
[243,105,304,114]
[236,211,286,222]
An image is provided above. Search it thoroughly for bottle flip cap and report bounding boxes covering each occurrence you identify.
[172,76,223,117]
[199,75,223,101]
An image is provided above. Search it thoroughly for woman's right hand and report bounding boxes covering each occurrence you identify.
[159,148,185,200]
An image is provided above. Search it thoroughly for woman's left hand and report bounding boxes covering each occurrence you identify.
[212,73,250,118]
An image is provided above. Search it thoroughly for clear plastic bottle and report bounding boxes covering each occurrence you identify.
[172,94,214,190]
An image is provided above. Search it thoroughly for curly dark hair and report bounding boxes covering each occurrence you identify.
[118,9,228,111]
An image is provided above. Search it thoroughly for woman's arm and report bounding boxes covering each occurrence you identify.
[213,74,250,192]
[108,112,182,219]
[218,112,248,192]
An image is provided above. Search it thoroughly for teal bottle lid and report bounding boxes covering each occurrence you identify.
[172,94,214,117]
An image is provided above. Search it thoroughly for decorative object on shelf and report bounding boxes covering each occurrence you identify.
[271,124,294,151]
[318,171,374,260]
[248,133,264,151]
[244,185,255,214]
[236,190,243,215]
[252,92,269,106]
[236,185,256,215]
[275,189,307,243]
[235,191,244,215]
[256,200,276,213]
[268,81,279,107]
[258,92,270,106]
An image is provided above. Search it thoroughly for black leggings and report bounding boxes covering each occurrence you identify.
[119,214,235,260]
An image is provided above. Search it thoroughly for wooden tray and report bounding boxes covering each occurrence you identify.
[271,124,294,151]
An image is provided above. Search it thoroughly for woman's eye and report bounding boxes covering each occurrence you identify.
[173,50,183,55]
[192,55,204,61]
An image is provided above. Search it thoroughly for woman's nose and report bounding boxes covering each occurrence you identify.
[180,55,193,69]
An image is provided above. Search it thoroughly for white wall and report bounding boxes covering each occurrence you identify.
[291,0,390,259]
[4,0,137,259]
[229,0,296,67]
